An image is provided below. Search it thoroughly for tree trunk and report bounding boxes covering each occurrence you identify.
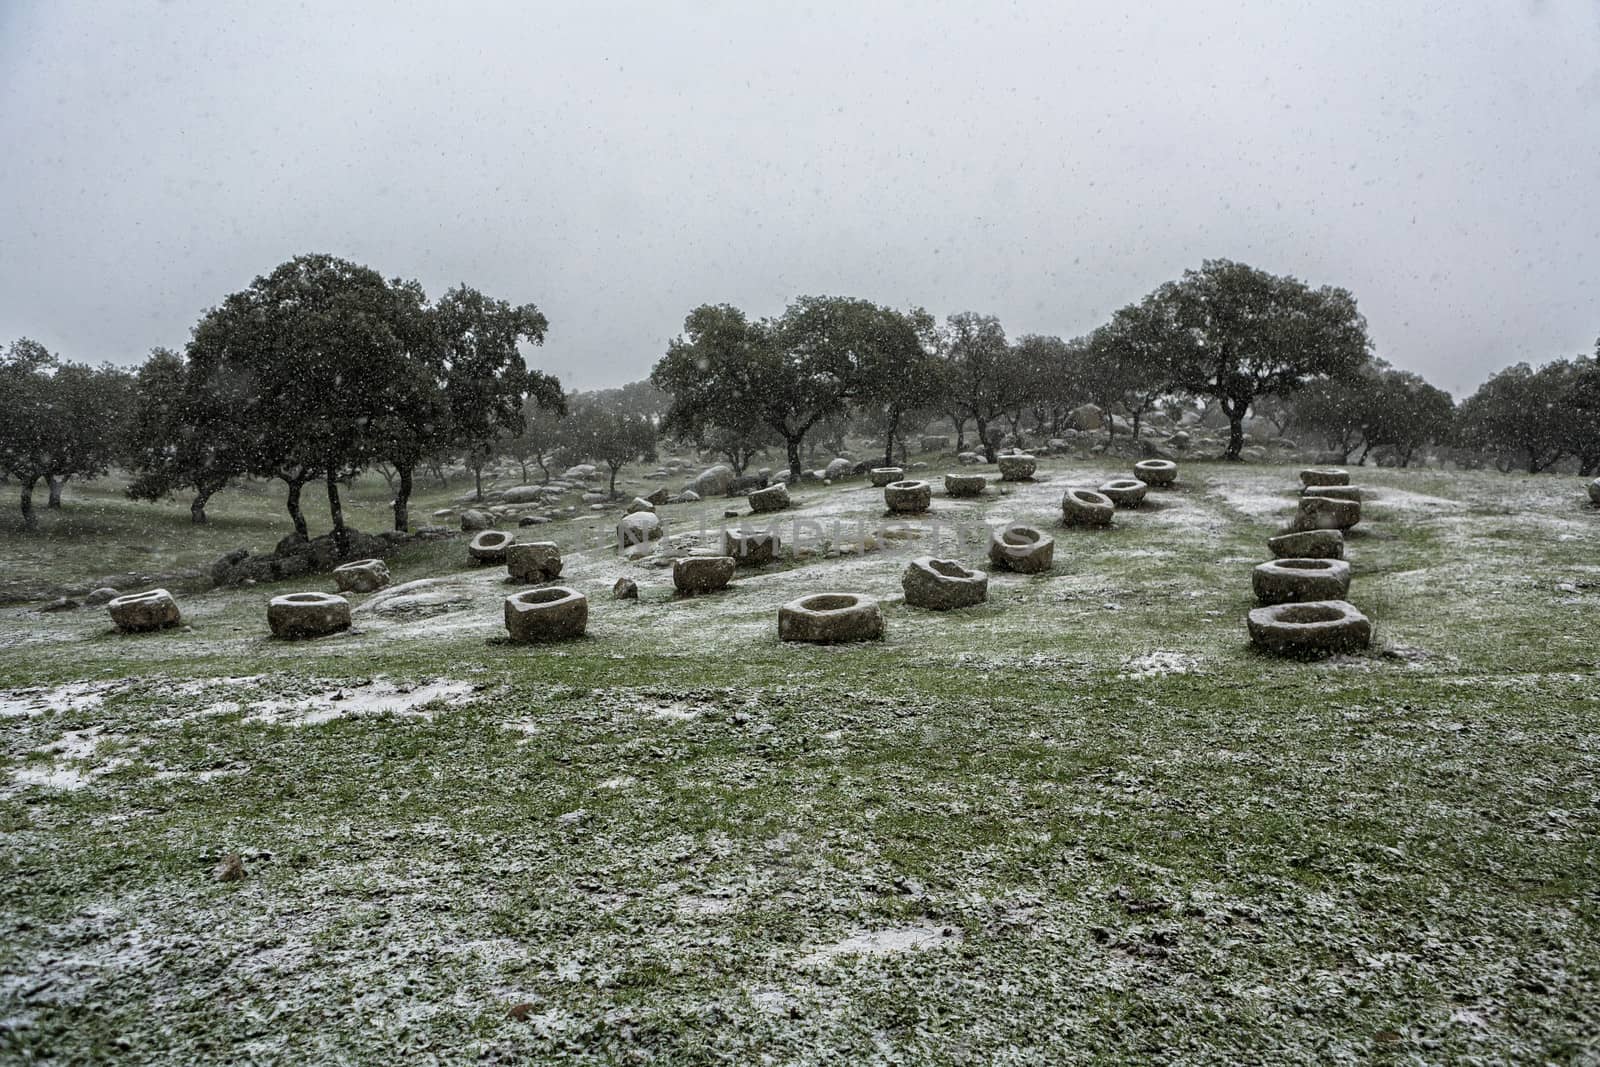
[393,463,413,532]
[326,467,348,553]
[20,476,38,529]
[536,455,549,484]
[974,417,997,463]
[786,435,803,483]
[473,460,484,501]
[46,475,65,509]
[190,488,212,524]
[883,408,901,468]
[285,478,309,540]
[608,464,619,496]
[1357,442,1373,466]
[1222,398,1247,461]
[1131,411,1143,441]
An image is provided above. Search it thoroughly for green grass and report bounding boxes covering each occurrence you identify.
[1,455,1598,1063]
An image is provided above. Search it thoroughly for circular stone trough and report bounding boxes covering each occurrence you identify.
[504,586,588,642]
[1134,459,1177,486]
[1247,600,1371,656]
[901,557,988,610]
[468,530,514,564]
[268,592,351,640]
[1099,478,1148,507]
[944,472,987,497]
[1061,488,1115,527]
[1252,557,1352,604]
[884,480,932,514]
[107,588,181,633]
[987,523,1054,574]
[870,467,904,487]
[778,593,884,644]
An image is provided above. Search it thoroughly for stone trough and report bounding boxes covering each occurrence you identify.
[673,555,736,596]
[1061,488,1115,527]
[1133,459,1177,486]
[468,530,514,564]
[1247,600,1372,656]
[902,557,988,610]
[1267,529,1344,560]
[987,523,1054,574]
[506,541,563,583]
[1252,557,1352,604]
[870,467,904,487]
[1590,478,1600,506]
[748,483,790,513]
[1300,467,1350,487]
[333,558,391,593]
[268,592,351,640]
[884,480,932,514]
[107,588,181,633]
[778,592,884,644]
[1099,478,1148,508]
[1300,485,1362,502]
[1296,495,1361,531]
[504,586,588,642]
[944,472,987,497]
[997,454,1037,481]
[723,527,781,565]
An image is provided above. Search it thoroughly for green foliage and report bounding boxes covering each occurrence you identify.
[1457,355,1600,474]
[557,401,657,494]
[934,312,1015,462]
[1294,363,1455,466]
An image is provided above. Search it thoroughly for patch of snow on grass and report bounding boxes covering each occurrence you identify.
[797,921,961,965]
[1120,651,1200,679]
[242,678,479,726]
[0,681,125,718]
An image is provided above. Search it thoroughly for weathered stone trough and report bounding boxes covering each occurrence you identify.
[870,467,904,487]
[987,523,1054,573]
[997,454,1037,481]
[944,472,987,497]
[673,555,736,596]
[1247,600,1371,656]
[1099,478,1148,507]
[1300,485,1361,502]
[107,588,181,633]
[778,593,884,643]
[506,541,563,583]
[884,480,932,514]
[722,527,781,565]
[1300,467,1350,487]
[1267,529,1344,560]
[1061,488,1115,527]
[1296,494,1361,531]
[1252,557,1352,604]
[468,530,514,564]
[748,483,790,513]
[268,592,351,639]
[504,586,588,642]
[901,557,988,610]
[1133,459,1177,486]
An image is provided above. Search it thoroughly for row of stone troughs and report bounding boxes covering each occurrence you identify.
[1245,468,1373,656]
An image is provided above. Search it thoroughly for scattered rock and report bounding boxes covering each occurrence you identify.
[39,597,79,613]
[332,558,391,594]
[625,497,656,515]
[616,512,663,547]
[613,577,638,600]
[212,853,247,882]
[749,483,790,513]
[997,454,1036,481]
[824,457,853,480]
[83,587,119,606]
[723,527,781,565]
[459,509,492,532]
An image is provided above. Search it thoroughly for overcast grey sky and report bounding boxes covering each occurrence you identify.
[3,1,1597,396]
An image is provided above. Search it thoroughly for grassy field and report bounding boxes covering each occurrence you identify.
[1,456,1598,1064]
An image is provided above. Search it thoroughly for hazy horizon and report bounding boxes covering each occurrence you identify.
[3,0,1597,398]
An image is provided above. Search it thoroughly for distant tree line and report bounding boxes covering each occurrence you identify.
[4,255,1598,533]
